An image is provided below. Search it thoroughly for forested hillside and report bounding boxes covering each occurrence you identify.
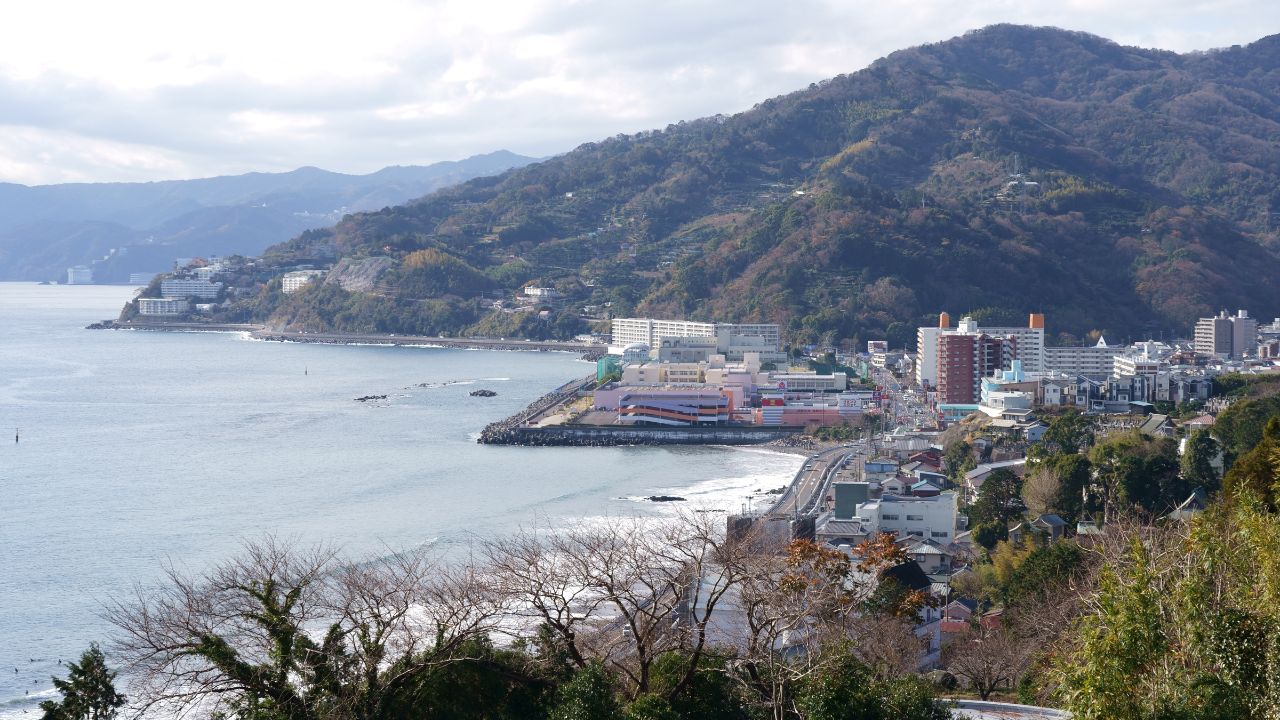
[254,24,1280,347]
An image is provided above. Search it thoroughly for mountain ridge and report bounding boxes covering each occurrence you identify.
[209,26,1280,344]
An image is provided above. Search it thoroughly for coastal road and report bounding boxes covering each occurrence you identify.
[766,445,853,519]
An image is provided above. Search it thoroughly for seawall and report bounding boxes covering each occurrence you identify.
[478,425,804,447]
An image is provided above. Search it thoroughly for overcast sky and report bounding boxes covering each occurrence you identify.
[0,0,1276,186]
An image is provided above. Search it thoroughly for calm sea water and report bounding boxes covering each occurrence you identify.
[0,283,801,715]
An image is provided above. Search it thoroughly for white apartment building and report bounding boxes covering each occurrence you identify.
[129,272,157,284]
[611,318,781,359]
[138,297,189,315]
[979,319,1045,372]
[1114,354,1159,380]
[857,492,958,540]
[282,270,326,294]
[1044,337,1125,376]
[523,287,561,298]
[161,279,223,298]
[67,266,93,284]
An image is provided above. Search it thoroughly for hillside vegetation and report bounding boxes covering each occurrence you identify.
[251,25,1280,346]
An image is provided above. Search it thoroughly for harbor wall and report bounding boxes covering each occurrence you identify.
[478,424,803,446]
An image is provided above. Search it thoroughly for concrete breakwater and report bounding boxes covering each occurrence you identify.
[478,425,805,447]
[477,375,599,442]
[92,321,604,355]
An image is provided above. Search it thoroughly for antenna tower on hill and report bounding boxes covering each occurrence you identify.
[1009,154,1028,215]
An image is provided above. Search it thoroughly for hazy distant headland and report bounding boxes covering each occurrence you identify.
[0,150,547,283]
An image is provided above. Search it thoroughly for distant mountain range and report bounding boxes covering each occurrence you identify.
[0,150,547,282]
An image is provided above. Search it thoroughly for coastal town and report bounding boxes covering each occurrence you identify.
[78,252,1280,704]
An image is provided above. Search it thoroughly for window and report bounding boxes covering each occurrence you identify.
[907,530,924,536]
[882,514,899,521]
[906,514,924,521]
[932,531,949,538]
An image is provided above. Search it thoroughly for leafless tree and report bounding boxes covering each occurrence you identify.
[105,536,505,720]
[1022,463,1062,517]
[484,508,749,701]
[941,625,1033,700]
[849,617,925,680]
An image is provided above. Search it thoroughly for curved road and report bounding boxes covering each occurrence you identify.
[765,445,854,518]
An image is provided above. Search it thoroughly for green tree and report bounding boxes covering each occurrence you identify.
[553,660,620,720]
[945,441,973,485]
[972,520,1006,550]
[968,468,1024,527]
[797,651,951,720]
[1212,397,1280,466]
[1042,409,1093,454]
[1043,453,1091,525]
[39,644,125,720]
[1181,428,1222,493]
[885,322,914,351]
[1005,543,1083,606]
[1223,415,1280,511]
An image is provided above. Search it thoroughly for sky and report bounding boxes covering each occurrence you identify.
[0,0,1277,186]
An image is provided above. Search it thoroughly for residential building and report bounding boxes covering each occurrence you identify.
[129,272,157,284]
[66,266,93,284]
[905,539,956,573]
[1195,310,1257,359]
[138,297,189,315]
[964,459,1027,499]
[282,270,326,294]
[937,321,1016,405]
[160,279,223,298]
[855,492,959,541]
[917,313,1035,390]
[1233,311,1259,359]
[523,286,561,297]
[1043,380,1070,406]
[1043,336,1124,376]
[977,313,1045,372]
[1115,353,1159,382]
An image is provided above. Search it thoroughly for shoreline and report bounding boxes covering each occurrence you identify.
[91,320,606,356]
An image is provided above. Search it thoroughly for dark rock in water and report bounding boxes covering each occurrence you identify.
[354,395,387,402]
[85,321,115,330]
[647,495,686,502]
[470,389,497,397]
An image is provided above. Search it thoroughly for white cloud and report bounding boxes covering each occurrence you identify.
[0,0,1276,185]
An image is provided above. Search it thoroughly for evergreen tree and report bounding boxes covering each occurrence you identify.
[552,660,620,720]
[1181,428,1222,494]
[39,644,125,720]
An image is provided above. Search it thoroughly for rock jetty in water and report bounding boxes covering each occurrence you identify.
[354,395,387,402]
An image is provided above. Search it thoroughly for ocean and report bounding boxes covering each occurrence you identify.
[0,282,802,717]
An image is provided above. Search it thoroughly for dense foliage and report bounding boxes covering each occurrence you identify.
[253,25,1280,343]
